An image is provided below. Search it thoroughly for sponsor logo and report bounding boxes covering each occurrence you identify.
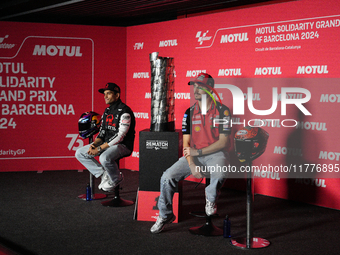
[33,45,82,57]
[320,94,340,103]
[297,65,328,74]
[144,92,187,99]
[105,114,114,126]
[132,151,139,158]
[319,151,340,161]
[252,119,283,128]
[159,39,178,47]
[254,170,280,180]
[295,178,326,188]
[196,30,212,45]
[134,112,149,119]
[244,93,260,101]
[0,35,16,49]
[174,93,190,100]
[254,67,282,75]
[186,70,207,77]
[218,68,242,76]
[274,146,303,156]
[133,72,149,78]
[295,121,327,131]
[134,42,144,50]
[220,33,249,43]
[146,140,168,150]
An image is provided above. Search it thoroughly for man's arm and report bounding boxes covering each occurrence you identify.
[183,134,203,178]
[183,134,191,164]
[190,133,230,157]
[90,111,131,156]
[87,137,104,155]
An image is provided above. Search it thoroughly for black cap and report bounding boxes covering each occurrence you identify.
[98,83,121,94]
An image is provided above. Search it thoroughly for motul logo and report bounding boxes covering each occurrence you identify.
[218,68,242,76]
[33,45,82,57]
[320,94,340,103]
[319,151,340,161]
[134,112,149,119]
[133,72,149,78]
[186,70,207,77]
[274,146,303,156]
[159,39,178,47]
[297,65,328,74]
[254,67,282,75]
[220,33,249,43]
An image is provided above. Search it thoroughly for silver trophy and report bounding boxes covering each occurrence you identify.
[149,52,175,132]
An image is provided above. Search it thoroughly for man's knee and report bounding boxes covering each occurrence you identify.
[75,147,84,160]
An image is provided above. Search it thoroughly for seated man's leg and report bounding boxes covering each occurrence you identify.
[200,151,230,215]
[75,145,105,178]
[151,156,191,233]
[99,144,131,192]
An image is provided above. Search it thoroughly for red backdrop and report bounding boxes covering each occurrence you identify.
[0,22,126,171]
[125,0,340,210]
[1,0,340,210]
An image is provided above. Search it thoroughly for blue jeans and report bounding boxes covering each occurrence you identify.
[157,150,229,219]
[75,144,131,182]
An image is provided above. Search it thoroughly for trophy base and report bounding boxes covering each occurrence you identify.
[150,121,175,132]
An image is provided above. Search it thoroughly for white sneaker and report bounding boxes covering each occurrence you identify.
[150,215,176,234]
[205,198,217,216]
[98,171,109,190]
[101,172,124,192]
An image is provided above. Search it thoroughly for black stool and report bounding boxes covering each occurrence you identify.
[189,178,223,236]
[101,159,134,207]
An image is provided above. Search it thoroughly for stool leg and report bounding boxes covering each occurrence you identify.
[189,178,223,236]
[101,184,134,207]
[189,215,223,236]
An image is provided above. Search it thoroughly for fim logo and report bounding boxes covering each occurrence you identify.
[146,140,169,150]
[134,42,144,50]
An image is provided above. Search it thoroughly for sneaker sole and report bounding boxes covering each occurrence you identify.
[151,215,176,234]
[101,178,124,192]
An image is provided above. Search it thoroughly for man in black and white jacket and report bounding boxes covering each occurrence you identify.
[76,83,135,192]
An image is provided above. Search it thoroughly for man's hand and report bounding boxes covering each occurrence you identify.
[183,147,199,157]
[183,147,191,158]
[87,144,99,156]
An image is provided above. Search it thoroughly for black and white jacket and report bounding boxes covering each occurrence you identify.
[97,99,136,153]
